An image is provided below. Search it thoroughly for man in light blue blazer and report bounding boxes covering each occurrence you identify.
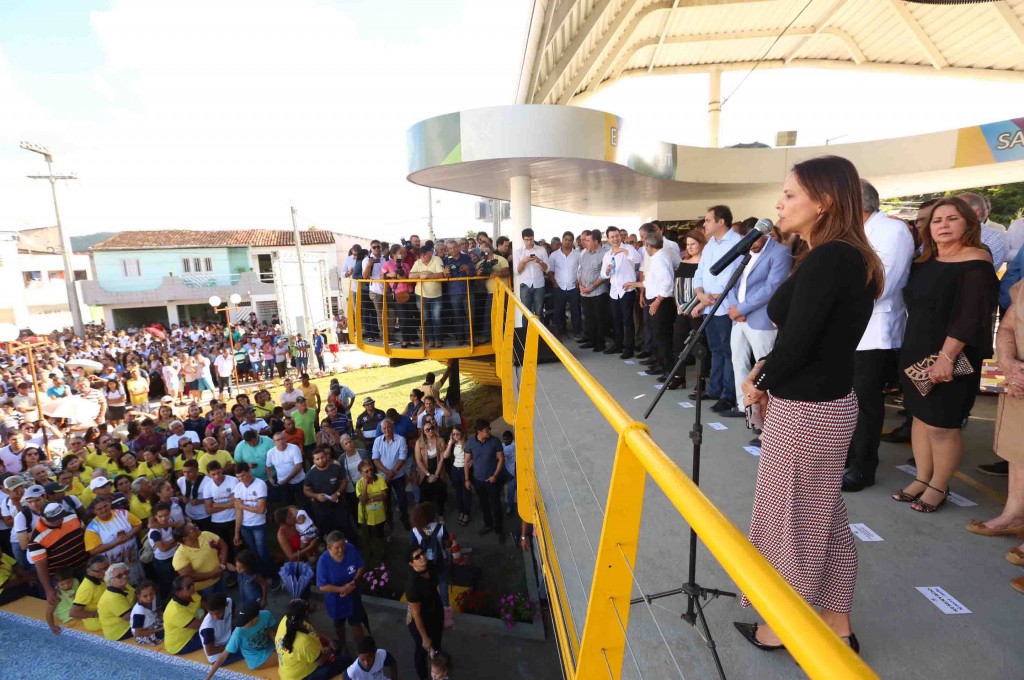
[723,228,793,417]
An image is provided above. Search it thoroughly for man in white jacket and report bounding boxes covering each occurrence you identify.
[843,180,915,492]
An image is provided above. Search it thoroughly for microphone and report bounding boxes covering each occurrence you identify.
[709,219,773,276]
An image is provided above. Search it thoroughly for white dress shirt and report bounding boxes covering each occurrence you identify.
[549,248,581,290]
[738,249,763,303]
[601,245,642,300]
[643,250,675,300]
[857,211,915,351]
[512,245,550,289]
[1008,218,1024,262]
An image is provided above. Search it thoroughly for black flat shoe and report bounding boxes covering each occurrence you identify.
[843,632,860,655]
[733,622,784,652]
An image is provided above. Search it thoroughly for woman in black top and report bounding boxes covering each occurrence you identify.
[735,156,882,654]
[670,229,708,390]
[406,545,444,680]
[894,197,997,512]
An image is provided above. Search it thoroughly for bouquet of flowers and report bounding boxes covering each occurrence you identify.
[498,592,539,628]
[364,564,391,594]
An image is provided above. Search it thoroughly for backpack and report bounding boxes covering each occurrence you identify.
[411,524,450,569]
[139,531,155,564]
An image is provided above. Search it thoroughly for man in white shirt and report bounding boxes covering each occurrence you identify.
[166,420,201,454]
[232,462,271,574]
[279,378,305,416]
[212,348,236,398]
[632,233,677,380]
[266,431,305,506]
[959,192,1008,268]
[512,228,550,317]
[201,460,239,560]
[598,226,642,359]
[548,231,583,340]
[843,181,915,492]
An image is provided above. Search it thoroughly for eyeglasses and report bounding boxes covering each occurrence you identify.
[412,553,426,561]
[424,427,435,432]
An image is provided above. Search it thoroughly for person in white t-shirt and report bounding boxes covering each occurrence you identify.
[199,593,237,664]
[212,348,236,398]
[266,432,305,506]
[202,461,239,561]
[232,463,271,576]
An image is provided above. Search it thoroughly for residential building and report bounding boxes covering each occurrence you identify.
[0,227,94,333]
[81,229,340,333]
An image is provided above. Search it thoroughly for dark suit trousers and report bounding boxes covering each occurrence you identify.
[846,349,899,478]
[609,290,636,351]
[582,293,609,349]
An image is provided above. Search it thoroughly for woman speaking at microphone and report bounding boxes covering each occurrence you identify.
[734,156,882,655]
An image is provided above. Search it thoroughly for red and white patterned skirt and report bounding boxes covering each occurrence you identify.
[741,391,859,614]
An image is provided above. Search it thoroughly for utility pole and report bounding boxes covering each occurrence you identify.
[290,205,315,335]
[491,198,502,241]
[21,142,84,337]
[427,188,435,241]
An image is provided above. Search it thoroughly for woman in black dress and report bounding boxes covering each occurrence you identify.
[894,197,998,512]
[736,156,882,653]
[670,229,707,390]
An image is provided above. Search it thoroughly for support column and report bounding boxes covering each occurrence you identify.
[707,67,722,148]
[166,303,180,327]
[510,175,532,327]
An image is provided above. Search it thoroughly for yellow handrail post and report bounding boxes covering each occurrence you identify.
[500,293,517,425]
[491,284,503,353]
[514,320,540,522]
[575,427,649,680]
[354,286,362,345]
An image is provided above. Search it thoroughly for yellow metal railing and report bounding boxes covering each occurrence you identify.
[491,280,878,680]
[345,275,498,360]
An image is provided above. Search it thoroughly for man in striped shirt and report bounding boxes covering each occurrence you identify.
[28,503,88,605]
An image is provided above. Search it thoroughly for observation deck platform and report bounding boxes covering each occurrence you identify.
[529,344,1018,680]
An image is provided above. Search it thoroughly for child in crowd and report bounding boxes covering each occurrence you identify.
[130,580,163,645]
[199,593,240,666]
[431,651,453,680]
[356,459,388,567]
[502,430,516,515]
[235,550,269,609]
[295,507,319,550]
[45,570,79,634]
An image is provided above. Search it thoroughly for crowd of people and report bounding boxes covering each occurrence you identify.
[0,314,527,678]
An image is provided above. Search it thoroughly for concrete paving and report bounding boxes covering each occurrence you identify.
[527,344,1018,680]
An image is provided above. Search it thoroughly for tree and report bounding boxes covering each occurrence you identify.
[885,181,1024,225]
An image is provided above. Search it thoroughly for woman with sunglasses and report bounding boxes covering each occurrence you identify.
[445,426,471,527]
[405,545,445,680]
[415,423,448,518]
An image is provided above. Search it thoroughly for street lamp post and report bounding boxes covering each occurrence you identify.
[0,323,51,458]
[209,294,242,387]
[20,142,84,338]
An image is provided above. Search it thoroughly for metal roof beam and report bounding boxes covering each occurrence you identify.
[885,0,947,70]
[647,0,682,73]
[585,0,676,95]
[526,0,561,103]
[780,0,851,64]
[534,0,616,104]
[994,1,1024,47]
[559,0,647,104]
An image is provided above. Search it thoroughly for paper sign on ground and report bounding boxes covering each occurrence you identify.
[708,422,728,431]
[623,360,637,365]
[637,371,650,377]
[678,401,695,409]
[743,446,761,457]
[946,491,977,507]
[916,586,971,614]
[849,523,884,542]
[895,464,918,476]
[654,383,664,389]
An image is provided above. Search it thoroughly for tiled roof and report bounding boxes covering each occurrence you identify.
[90,229,336,251]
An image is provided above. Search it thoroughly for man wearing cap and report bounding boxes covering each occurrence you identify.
[372,419,410,531]
[291,396,317,459]
[234,430,272,481]
[0,475,28,552]
[13,484,46,565]
[88,475,128,513]
[204,600,278,678]
[238,408,269,437]
[28,502,89,606]
[356,397,385,442]
[45,481,84,522]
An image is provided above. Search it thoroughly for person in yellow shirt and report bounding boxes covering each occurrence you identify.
[164,575,204,654]
[409,247,446,348]
[171,523,227,593]
[299,374,321,412]
[0,550,36,607]
[252,389,276,419]
[69,556,109,631]
[129,477,155,521]
[198,437,235,475]
[83,500,143,568]
[126,368,150,411]
[97,562,135,641]
[275,599,347,680]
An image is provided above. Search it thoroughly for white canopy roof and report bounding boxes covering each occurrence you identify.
[517,0,1024,106]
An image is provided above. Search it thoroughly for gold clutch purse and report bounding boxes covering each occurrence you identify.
[904,353,974,396]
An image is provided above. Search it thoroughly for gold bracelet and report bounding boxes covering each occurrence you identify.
[939,351,954,364]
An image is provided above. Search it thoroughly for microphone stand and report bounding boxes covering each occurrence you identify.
[630,251,753,680]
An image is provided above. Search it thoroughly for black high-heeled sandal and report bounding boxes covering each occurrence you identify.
[911,484,948,513]
[843,632,860,655]
[733,622,784,652]
[891,478,928,503]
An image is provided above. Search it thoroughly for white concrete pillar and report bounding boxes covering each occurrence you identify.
[166,303,180,327]
[103,307,115,329]
[510,175,532,326]
[708,67,722,148]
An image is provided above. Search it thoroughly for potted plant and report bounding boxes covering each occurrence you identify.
[498,592,539,628]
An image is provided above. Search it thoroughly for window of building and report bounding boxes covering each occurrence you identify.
[48,270,65,281]
[257,254,274,282]
[74,270,88,281]
[23,271,42,285]
[182,257,213,274]
[121,259,141,277]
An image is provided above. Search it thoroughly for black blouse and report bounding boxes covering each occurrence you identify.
[754,241,875,402]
